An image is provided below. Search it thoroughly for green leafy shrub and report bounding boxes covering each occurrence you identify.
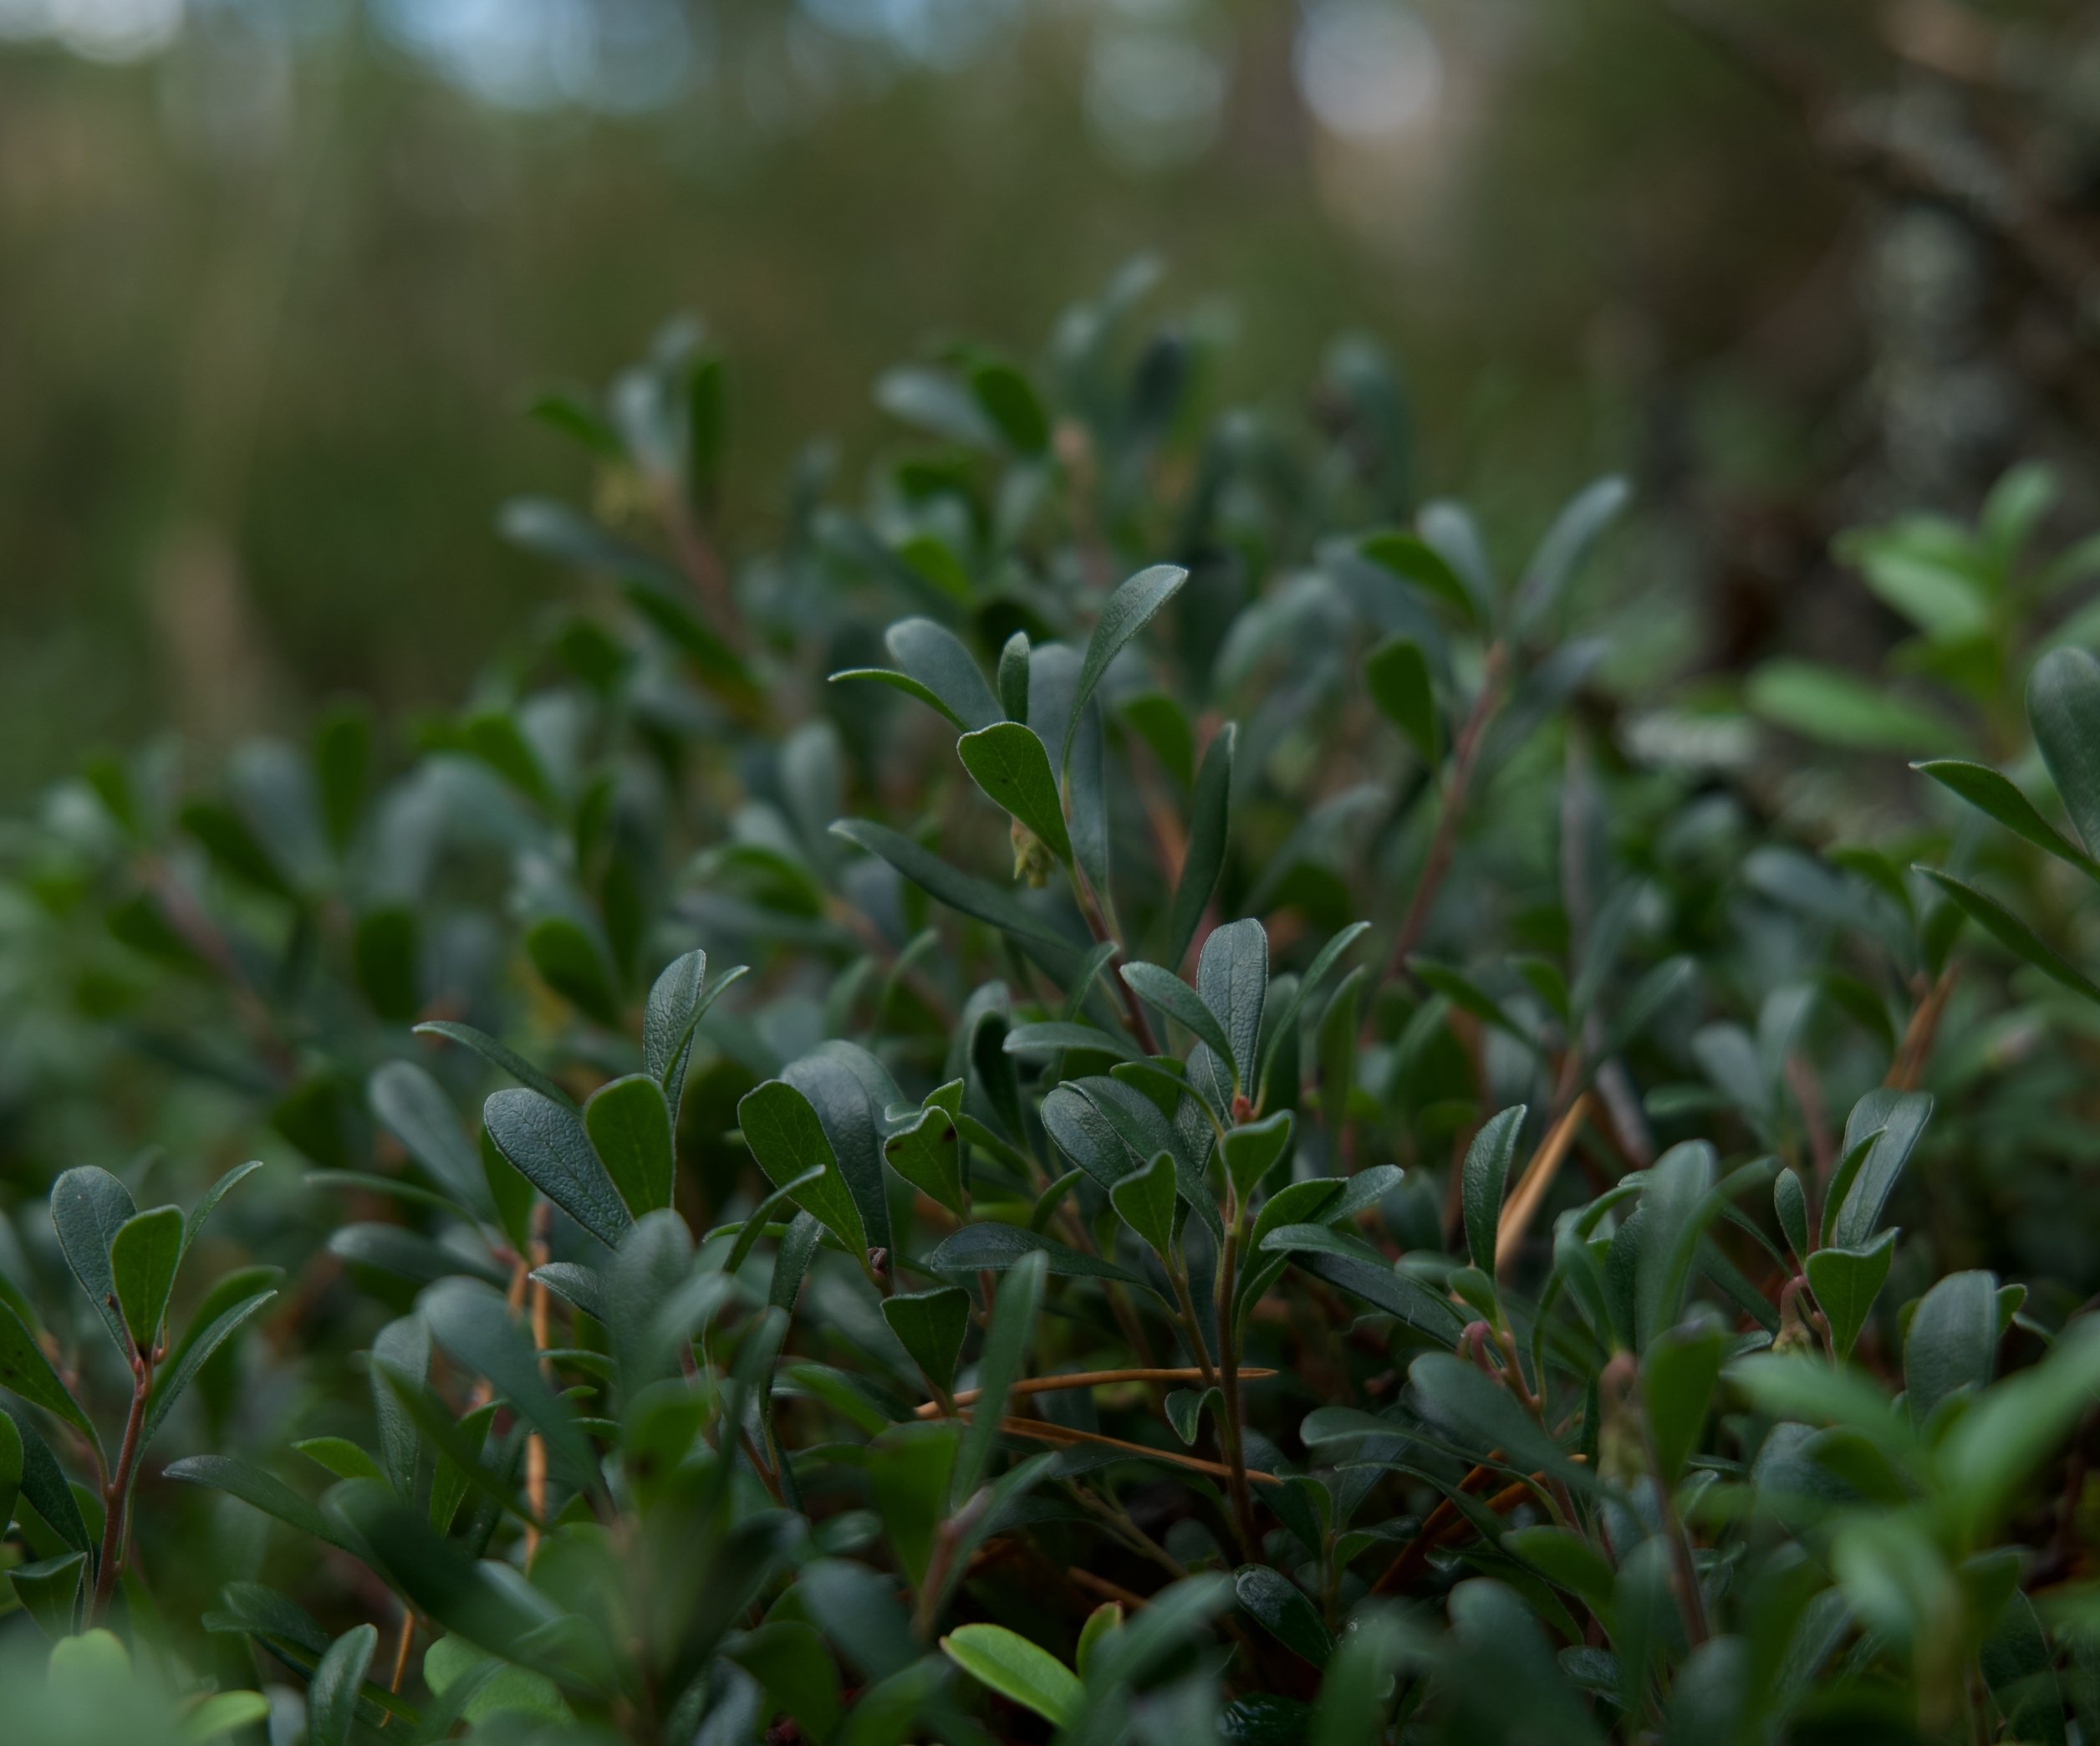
[8,269,2100,1743]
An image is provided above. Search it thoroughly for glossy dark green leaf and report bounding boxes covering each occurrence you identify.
[1807,1230,1897,1361]
[1748,661,1959,753]
[868,1422,960,1590]
[189,1153,271,1262]
[0,1411,19,1547]
[1364,636,1438,763]
[879,1288,971,1396]
[1633,1141,1722,1351]
[1826,1088,1933,1250]
[1461,1105,1527,1276]
[142,1287,278,1449]
[957,721,1073,864]
[608,1210,716,1393]
[312,703,371,856]
[1235,1565,1333,1668]
[829,664,971,728]
[1643,1319,1724,1488]
[418,1279,598,1491]
[458,709,554,809]
[372,1367,527,1540]
[1409,1350,1583,1483]
[1122,961,1237,1085]
[1294,1251,1465,1346]
[1109,1151,1180,1259]
[1939,1321,2100,1539]
[1166,1386,1219,1446]
[1221,1110,1294,1204]
[1980,1590,2065,1746]
[830,819,1076,957]
[1119,694,1192,794]
[110,1204,183,1351]
[50,1164,136,1359]
[1165,723,1235,973]
[1315,966,1366,1144]
[953,1248,1047,1500]
[1,1403,88,1554]
[727,1621,844,1742]
[969,357,1050,452]
[2029,646,2100,855]
[1773,1167,1810,1263]
[584,1073,675,1217]
[1914,759,2099,876]
[1505,1526,1617,1622]
[924,1222,1153,1294]
[10,1553,84,1641]
[1513,474,1629,633]
[329,1481,571,1667]
[942,1621,1078,1728]
[997,630,1032,722]
[370,1062,489,1218]
[414,1021,576,1110]
[1254,921,1370,1107]
[1061,564,1188,777]
[483,1087,633,1249]
[1904,1269,2001,1428]
[296,1437,386,1478]
[351,905,421,1023]
[1190,917,1267,1116]
[308,1622,380,1746]
[1360,528,1483,627]
[885,618,1002,733]
[1916,867,2100,1003]
[738,1080,869,1257]
[181,799,296,899]
[523,914,624,1028]
[883,1082,967,1215]
[0,1301,97,1452]
[164,1454,354,1553]
[646,951,746,1119]
[1004,1020,1139,1062]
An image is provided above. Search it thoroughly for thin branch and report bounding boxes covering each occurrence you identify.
[91,1325,158,1625]
[1216,1214,1261,1562]
[913,1366,1275,1419]
[956,1413,1286,1487]
[1888,965,1958,1091]
[1496,1093,1594,1278]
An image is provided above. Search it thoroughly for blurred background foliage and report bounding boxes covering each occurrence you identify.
[16,0,2100,805]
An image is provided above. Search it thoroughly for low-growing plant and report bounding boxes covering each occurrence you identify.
[8,270,2100,1744]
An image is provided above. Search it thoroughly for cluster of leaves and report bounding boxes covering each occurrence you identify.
[8,271,2100,1745]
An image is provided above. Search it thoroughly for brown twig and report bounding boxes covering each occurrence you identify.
[1496,1094,1594,1278]
[956,1413,1286,1487]
[522,1205,551,1570]
[1216,1213,1261,1562]
[1372,1458,1585,1594]
[1888,965,1958,1091]
[913,1366,1275,1420]
[91,1321,160,1625]
[384,1606,416,1710]
[1073,876,1163,1055]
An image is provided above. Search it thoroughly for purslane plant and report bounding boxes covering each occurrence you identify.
[6,278,2100,1743]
